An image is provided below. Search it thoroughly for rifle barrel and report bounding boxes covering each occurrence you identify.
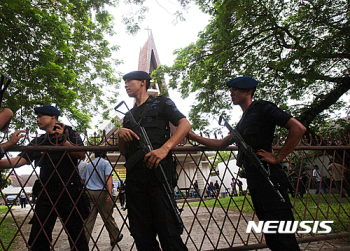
[219,115,285,202]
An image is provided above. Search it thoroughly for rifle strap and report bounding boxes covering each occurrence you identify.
[230,100,258,147]
[130,95,156,126]
[234,100,259,165]
[235,100,257,132]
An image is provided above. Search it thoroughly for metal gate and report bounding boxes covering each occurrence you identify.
[0,131,349,250]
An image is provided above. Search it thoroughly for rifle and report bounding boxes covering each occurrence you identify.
[115,101,184,228]
[0,74,11,108]
[218,115,285,202]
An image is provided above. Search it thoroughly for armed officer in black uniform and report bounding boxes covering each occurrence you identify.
[0,105,88,250]
[188,76,306,250]
[118,71,191,251]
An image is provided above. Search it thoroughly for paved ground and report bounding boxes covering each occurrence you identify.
[7,204,350,250]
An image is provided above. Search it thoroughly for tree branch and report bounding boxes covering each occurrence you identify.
[297,77,350,127]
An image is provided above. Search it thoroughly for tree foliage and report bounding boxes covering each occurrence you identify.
[0,0,121,132]
[154,0,350,133]
[0,173,11,190]
[121,0,189,35]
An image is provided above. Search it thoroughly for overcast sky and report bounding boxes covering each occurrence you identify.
[105,1,243,129]
[106,1,211,118]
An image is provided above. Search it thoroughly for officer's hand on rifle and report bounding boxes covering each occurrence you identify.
[118,128,139,142]
[144,147,168,169]
[256,149,281,165]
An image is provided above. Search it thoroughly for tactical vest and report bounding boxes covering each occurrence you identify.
[236,100,290,191]
[236,100,278,153]
[124,95,171,155]
[123,95,176,185]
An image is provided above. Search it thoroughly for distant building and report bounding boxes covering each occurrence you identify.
[0,174,36,204]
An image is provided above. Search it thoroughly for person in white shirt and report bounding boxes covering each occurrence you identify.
[83,151,123,246]
[20,192,26,208]
[313,165,327,194]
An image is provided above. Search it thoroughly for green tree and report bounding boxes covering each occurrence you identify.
[120,0,188,35]
[154,0,350,133]
[0,0,121,131]
[0,173,11,190]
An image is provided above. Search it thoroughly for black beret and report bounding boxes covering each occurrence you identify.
[123,71,152,81]
[225,76,258,89]
[34,105,61,116]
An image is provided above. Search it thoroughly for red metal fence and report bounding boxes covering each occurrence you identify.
[0,131,349,250]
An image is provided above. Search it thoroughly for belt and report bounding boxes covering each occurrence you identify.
[45,180,80,192]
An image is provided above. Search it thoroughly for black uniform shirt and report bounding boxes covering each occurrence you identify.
[235,100,292,190]
[19,126,83,184]
[123,95,185,182]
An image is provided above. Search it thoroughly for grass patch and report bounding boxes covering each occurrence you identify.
[0,205,9,214]
[188,194,349,233]
[189,195,255,214]
[292,195,350,233]
[0,205,23,251]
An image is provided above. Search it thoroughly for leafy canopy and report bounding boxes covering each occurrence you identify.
[121,0,189,35]
[0,0,120,132]
[154,0,350,133]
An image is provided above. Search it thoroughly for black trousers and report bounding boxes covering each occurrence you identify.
[250,189,300,251]
[20,198,26,208]
[119,192,125,207]
[126,180,187,251]
[28,188,89,251]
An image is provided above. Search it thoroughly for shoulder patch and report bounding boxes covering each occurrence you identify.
[165,99,179,112]
[151,99,160,110]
